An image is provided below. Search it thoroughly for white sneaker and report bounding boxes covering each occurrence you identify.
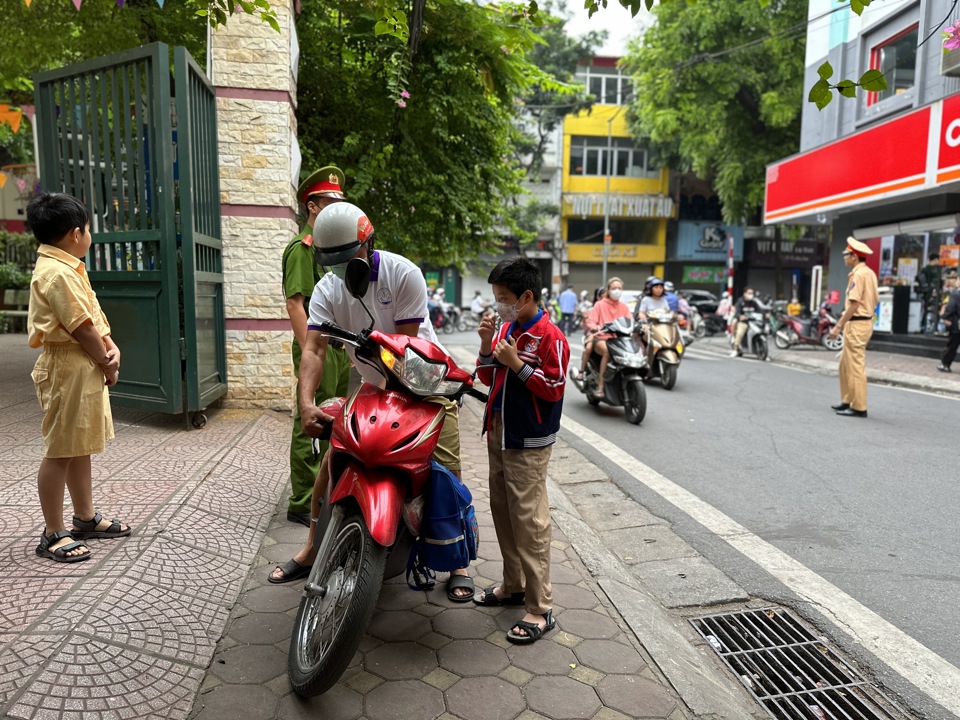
[728,350,738,358]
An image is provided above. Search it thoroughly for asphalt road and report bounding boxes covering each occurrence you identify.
[443,328,959,718]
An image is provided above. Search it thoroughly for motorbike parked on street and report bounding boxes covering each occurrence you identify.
[639,309,683,390]
[734,310,770,361]
[288,259,486,697]
[569,317,647,424]
[774,302,843,351]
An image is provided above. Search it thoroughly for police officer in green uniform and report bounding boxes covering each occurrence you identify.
[278,166,352,545]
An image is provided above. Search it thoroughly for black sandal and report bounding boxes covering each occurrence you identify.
[268,558,310,584]
[506,609,555,645]
[72,512,131,539]
[447,574,475,603]
[36,530,91,564]
[473,585,525,607]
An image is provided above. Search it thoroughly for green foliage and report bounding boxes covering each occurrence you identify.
[582,0,880,108]
[295,0,546,266]
[622,0,806,223]
[808,62,887,110]
[0,262,31,290]
[515,2,603,178]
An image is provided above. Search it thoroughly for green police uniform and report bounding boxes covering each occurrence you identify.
[282,223,351,515]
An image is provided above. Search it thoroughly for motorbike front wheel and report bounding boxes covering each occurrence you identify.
[693,323,707,340]
[624,379,646,424]
[774,328,794,350]
[753,336,769,362]
[659,362,677,390]
[289,511,387,697]
[822,332,843,351]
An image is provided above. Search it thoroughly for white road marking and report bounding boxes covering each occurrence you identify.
[559,412,960,717]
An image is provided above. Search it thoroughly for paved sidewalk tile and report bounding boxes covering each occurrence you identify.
[193,399,688,720]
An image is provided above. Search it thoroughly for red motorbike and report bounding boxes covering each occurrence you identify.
[774,301,844,351]
[288,259,485,697]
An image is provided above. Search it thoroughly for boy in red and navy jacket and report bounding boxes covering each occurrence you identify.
[473,258,569,646]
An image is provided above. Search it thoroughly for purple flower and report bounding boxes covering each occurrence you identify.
[397,100,407,108]
[400,91,410,99]
[944,20,960,50]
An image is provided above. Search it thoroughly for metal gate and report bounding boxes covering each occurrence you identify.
[34,43,227,416]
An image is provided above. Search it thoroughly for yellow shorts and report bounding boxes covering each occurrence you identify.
[32,343,114,459]
[427,396,461,474]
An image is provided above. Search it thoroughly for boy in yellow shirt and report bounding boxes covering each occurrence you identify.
[27,193,130,563]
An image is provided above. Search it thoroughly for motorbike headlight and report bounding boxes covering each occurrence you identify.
[676,343,684,354]
[384,346,463,396]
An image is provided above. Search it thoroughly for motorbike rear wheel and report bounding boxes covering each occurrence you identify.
[822,332,843,351]
[774,328,795,350]
[289,510,387,697]
[693,323,706,340]
[624,379,646,424]
[753,336,769,362]
[659,362,677,390]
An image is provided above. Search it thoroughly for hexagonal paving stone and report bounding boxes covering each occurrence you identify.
[572,639,645,676]
[365,641,438,680]
[524,675,601,720]
[551,584,599,610]
[445,675,525,720]
[376,581,429,611]
[193,684,279,720]
[595,674,677,718]
[365,679,444,720]
[277,682,363,720]
[227,611,294,646]
[368,610,433,642]
[241,583,303,614]
[556,610,620,640]
[550,563,584,585]
[432,607,499,639]
[506,638,578,675]
[437,638,509,677]
[209,644,288,685]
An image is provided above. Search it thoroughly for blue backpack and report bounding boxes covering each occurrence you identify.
[407,461,479,590]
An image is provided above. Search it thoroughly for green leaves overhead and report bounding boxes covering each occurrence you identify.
[296,1,546,265]
[622,0,806,223]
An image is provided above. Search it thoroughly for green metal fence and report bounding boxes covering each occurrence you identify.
[34,43,227,418]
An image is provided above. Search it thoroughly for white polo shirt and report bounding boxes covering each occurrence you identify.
[308,250,441,385]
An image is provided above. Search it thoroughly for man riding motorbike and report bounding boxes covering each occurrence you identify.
[729,287,769,357]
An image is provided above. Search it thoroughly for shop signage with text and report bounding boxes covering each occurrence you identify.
[563,193,676,219]
[765,91,960,224]
[567,244,664,264]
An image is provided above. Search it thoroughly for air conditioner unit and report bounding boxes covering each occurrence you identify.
[941,50,960,77]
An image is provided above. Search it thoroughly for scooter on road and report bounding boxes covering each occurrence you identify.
[569,317,647,424]
[774,302,843,351]
[733,310,770,361]
[639,309,684,390]
[288,259,486,697]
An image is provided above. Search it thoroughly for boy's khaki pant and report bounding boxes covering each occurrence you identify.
[487,411,553,615]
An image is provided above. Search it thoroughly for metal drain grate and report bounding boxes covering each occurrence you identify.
[690,608,910,720]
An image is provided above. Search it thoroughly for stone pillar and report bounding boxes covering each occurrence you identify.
[212,2,300,409]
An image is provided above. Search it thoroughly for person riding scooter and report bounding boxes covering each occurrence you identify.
[574,277,631,398]
[729,287,770,357]
[635,277,670,349]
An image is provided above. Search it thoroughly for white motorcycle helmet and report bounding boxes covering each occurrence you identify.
[313,202,375,267]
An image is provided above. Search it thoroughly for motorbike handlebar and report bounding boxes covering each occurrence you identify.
[318,322,363,347]
[466,387,489,403]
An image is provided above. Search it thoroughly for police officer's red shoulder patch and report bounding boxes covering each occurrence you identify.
[301,234,314,247]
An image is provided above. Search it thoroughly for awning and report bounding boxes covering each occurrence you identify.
[764,92,960,225]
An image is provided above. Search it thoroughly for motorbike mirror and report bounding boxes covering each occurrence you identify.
[343,257,377,328]
[344,258,372,299]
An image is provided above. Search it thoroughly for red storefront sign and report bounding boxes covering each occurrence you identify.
[765,92,960,224]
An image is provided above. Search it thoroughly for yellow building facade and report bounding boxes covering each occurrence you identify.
[562,68,673,293]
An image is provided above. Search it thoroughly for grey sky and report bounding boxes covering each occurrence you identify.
[563,3,650,56]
